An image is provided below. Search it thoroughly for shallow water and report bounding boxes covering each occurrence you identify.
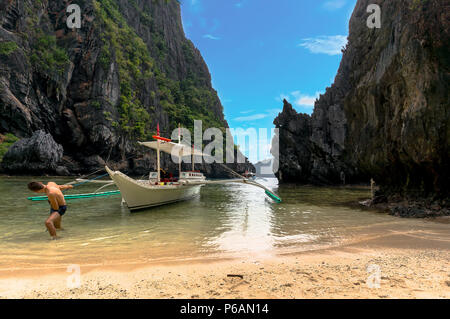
[0,176,447,270]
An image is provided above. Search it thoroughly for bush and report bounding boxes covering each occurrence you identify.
[30,34,69,78]
[0,41,19,56]
[0,133,19,163]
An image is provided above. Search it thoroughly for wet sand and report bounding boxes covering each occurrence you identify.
[1,229,449,299]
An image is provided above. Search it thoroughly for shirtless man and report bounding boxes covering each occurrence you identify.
[27,181,73,239]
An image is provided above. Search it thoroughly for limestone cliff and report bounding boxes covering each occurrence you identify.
[0,0,252,175]
[273,0,449,200]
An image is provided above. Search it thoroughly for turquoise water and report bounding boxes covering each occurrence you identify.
[0,176,447,270]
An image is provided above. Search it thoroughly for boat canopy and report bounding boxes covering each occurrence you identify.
[138,141,205,157]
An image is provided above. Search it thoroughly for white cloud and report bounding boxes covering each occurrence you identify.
[203,34,221,40]
[298,35,347,55]
[323,0,347,10]
[291,91,321,107]
[234,113,268,122]
[233,108,281,122]
[277,91,322,110]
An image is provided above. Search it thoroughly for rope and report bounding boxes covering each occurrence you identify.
[218,162,246,179]
[66,168,105,185]
[63,150,136,188]
[71,172,109,188]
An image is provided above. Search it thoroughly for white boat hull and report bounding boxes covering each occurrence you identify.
[105,167,202,211]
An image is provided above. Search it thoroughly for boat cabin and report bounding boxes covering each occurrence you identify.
[148,171,205,184]
[180,172,205,180]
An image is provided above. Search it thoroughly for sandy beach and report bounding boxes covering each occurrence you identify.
[1,227,449,299]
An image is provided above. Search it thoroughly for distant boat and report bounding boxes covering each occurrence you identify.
[106,128,282,211]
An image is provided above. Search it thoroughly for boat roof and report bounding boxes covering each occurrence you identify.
[138,141,205,157]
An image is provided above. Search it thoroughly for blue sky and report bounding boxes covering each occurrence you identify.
[180,0,357,162]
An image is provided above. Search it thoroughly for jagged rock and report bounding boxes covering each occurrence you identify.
[273,0,449,199]
[0,0,254,176]
[1,130,63,174]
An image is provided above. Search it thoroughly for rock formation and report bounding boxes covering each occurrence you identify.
[273,0,449,200]
[2,130,65,174]
[0,0,253,176]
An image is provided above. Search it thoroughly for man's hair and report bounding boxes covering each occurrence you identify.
[28,181,45,192]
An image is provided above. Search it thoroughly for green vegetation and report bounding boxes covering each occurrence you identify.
[0,42,18,56]
[94,0,154,139]
[0,133,19,163]
[91,100,101,109]
[30,34,69,78]
[93,0,225,140]
[22,1,72,79]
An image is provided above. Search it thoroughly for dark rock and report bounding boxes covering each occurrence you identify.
[372,195,388,205]
[389,206,428,219]
[273,0,449,200]
[55,166,70,176]
[1,130,63,174]
[82,155,106,169]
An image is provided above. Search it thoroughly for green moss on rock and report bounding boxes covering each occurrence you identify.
[30,34,69,78]
[0,133,19,163]
[0,42,19,56]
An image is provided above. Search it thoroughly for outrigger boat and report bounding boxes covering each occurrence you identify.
[28,126,282,209]
[105,127,282,211]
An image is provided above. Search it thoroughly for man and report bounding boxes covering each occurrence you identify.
[28,181,73,239]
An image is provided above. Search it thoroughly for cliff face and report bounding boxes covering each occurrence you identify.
[274,0,449,198]
[0,0,252,176]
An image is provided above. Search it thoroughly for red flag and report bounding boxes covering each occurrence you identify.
[157,123,160,136]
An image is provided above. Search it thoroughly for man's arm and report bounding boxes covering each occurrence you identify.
[58,184,73,191]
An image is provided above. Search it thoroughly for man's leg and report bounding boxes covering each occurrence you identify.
[54,214,62,229]
[45,212,60,239]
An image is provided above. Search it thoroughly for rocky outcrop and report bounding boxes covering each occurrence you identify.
[273,0,449,200]
[2,130,65,174]
[0,0,253,176]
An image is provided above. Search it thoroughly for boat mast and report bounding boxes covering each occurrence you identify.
[157,123,161,183]
[178,124,182,178]
[192,144,194,172]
